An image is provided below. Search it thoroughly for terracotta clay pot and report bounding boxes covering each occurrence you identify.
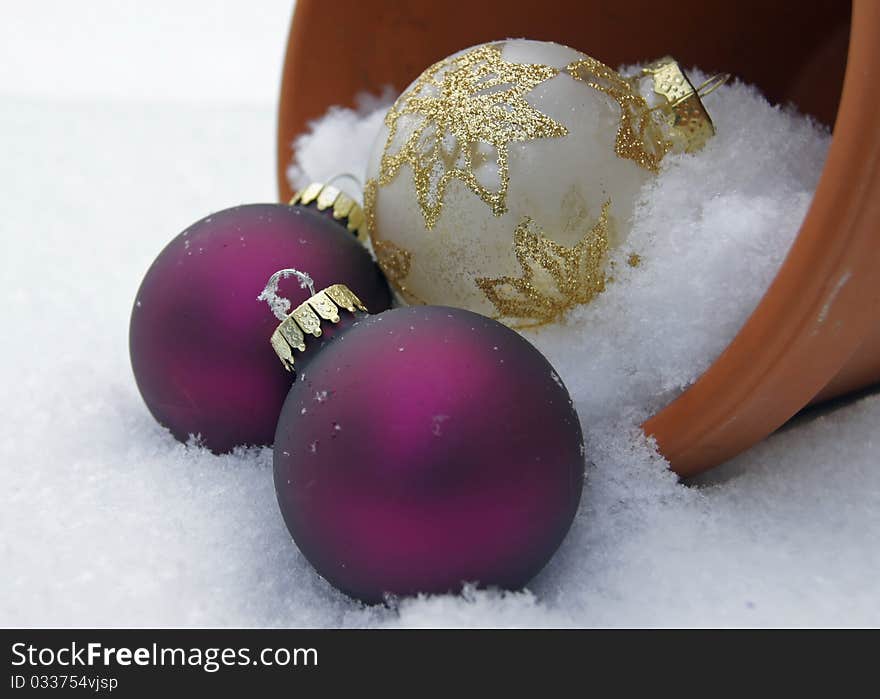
[276,0,880,476]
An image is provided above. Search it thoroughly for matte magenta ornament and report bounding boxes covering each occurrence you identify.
[129,204,391,453]
[273,306,584,603]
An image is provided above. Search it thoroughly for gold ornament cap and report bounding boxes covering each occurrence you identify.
[258,269,368,373]
[291,181,369,244]
[633,57,729,154]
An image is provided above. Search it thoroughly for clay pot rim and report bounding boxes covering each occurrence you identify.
[643,0,880,474]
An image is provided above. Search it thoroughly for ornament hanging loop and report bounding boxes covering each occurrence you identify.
[650,71,730,111]
[694,72,731,102]
[326,172,364,193]
[258,268,316,321]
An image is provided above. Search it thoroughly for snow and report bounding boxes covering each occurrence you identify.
[2,7,879,627]
[287,88,398,199]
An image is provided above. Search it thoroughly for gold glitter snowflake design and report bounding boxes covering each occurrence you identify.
[566,57,671,173]
[373,238,425,305]
[363,178,379,238]
[378,43,568,229]
[365,179,423,303]
[475,201,611,329]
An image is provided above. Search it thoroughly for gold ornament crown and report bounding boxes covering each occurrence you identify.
[259,269,368,372]
[291,181,369,244]
[270,284,367,372]
[636,57,729,153]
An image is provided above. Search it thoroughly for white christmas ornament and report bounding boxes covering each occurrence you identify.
[364,39,719,328]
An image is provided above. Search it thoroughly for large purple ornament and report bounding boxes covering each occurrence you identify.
[273,306,584,603]
[130,204,391,452]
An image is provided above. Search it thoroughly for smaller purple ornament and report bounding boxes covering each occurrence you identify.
[130,204,391,453]
[273,306,585,603]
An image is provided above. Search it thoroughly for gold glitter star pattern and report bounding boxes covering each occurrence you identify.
[475,201,611,329]
[363,178,379,239]
[566,57,671,173]
[365,178,423,304]
[378,43,568,229]
[372,238,425,305]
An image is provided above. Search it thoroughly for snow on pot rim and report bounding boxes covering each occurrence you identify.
[276,0,880,476]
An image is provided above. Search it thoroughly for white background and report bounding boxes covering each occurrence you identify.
[0,0,294,104]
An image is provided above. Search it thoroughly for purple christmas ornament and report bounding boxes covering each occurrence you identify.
[130,204,391,453]
[273,306,584,603]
